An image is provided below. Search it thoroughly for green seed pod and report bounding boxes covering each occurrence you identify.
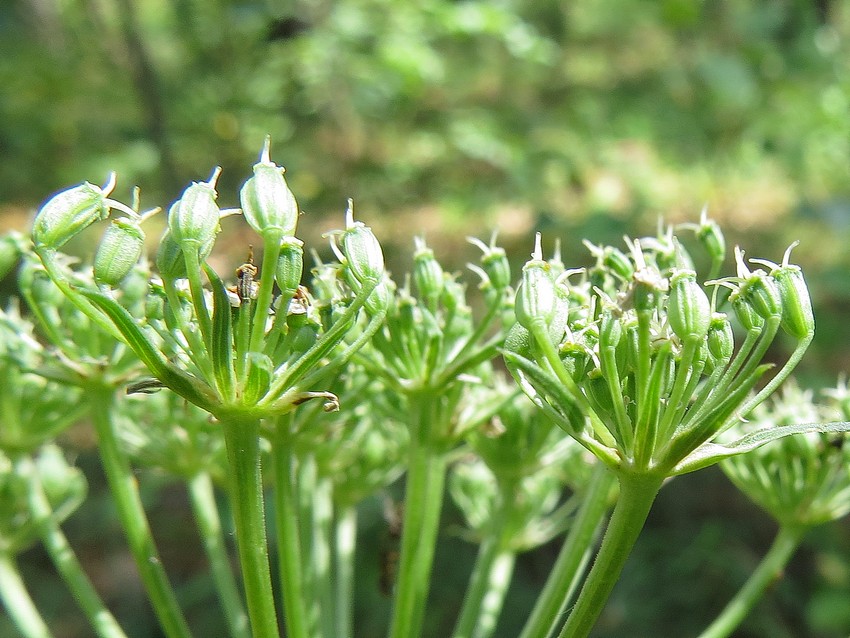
[340,206,384,287]
[365,279,392,315]
[0,232,25,280]
[94,218,145,287]
[275,237,304,299]
[603,247,633,281]
[243,352,273,405]
[413,239,444,302]
[33,181,110,249]
[696,216,726,268]
[515,234,556,331]
[155,229,214,280]
[706,312,734,363]
[167,171,221,248]
[667,270,711,342]
[240,139,299,238]
[771,261,814,341]
[732,272,782,323]
[469,236,511,291]
[599,308,623,351]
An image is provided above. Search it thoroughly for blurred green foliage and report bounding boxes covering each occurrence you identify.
[2,0,850,636]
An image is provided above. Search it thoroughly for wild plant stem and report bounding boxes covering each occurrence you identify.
[186,472,250,638]
[0,552,53,638]
[271,417,309,638]
[698,525,805,638]
[221,416,279,638]
[19,454,127,638]
[86,386,192,638]
[519,464,615,638]
[556,471,663,638]
[388,395,448,638]
[334,505,358,638]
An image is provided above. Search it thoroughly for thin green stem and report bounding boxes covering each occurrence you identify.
[388,396,449,638]
[248,232,282,355]
[221,416,279,638]
[452,528,516,638]
[294,453,320,635]
[519,464,614,638]
[186,473,250,638]
[312,476,336,638]
[333,505,357,638]
[556,471,663,638]
[86,386,192,638]
[698,525,806,638]
[0,552,53,638]
[271,417,309,638]
[20,455,126,638]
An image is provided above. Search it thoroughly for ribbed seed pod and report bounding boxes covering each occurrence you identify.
[94,219,145,286]
[33,182,110,249]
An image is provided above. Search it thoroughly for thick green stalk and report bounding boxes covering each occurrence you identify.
[0,552,52,638]
[86,386,192,638]
[698,525,805,638]
[519,464,615,638]
[556,471,663,638]
[271,418,309,638]
[388,396,449,638]
[312,476,336,638]
[221,416,279,638]
[333,505,357,638]
[186,473,250,638]
[21,455,126,638]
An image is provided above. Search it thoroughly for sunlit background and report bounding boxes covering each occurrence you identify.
[2,1,850,636]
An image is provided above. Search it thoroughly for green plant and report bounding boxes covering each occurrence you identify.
[1,145,848,638]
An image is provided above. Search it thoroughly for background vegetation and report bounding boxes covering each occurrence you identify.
[2,0,850,636]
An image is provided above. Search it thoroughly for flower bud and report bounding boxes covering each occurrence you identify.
[365,279,392,315]
[599,308,623,351]
[243,352,273,405]
[515,234,556,331]
[413,238,444,302]
[731,271,782,324]
[93,218,145,287]
[167,170,221,248]
[469,236,511,291]
[240,139,299,237]
[33,181,111,249]
[759,248,814,340]
[696,214,726,268]
[155,229,213,280]
[340,204,384,287]
[667,270,711,341]
[706,313,734,363]
[275,237,304,299]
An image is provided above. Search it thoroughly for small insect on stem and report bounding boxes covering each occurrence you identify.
[235,245,259,304]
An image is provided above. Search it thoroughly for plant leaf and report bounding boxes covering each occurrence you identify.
[672,421,850,475]
[203,263,236,400]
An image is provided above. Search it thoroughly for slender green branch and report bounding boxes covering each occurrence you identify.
[333,505,358,638]
[86,386,192,638]
[186,473,250,638]
[221,415,279,638]
[519,464,614,638]
[21,455,126,638]
[389,395,449,638]
[556,471,663,638]
[0,552,53,638]
[271,417,309,638]
[698,525,806,638]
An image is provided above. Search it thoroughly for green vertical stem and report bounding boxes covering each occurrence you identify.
[271,417,309,638]
[86,386,192,638]
[295,452,320,635]
[556,471,663,638]
[698,525,806,638]
[313,476,336,638]
[221,416,279,638]
[519,464,615,638]
[0,552,53,638]
[186,472,250,638]
[333,505,357,638]
[388,395,449,638]
[472,548,515,638]
[21,455,127,638]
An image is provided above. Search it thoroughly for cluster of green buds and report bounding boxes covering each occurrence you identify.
[505,223,821,478]
[30,138,387,421]
[450,386,595,552]
[721,380,850,528]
